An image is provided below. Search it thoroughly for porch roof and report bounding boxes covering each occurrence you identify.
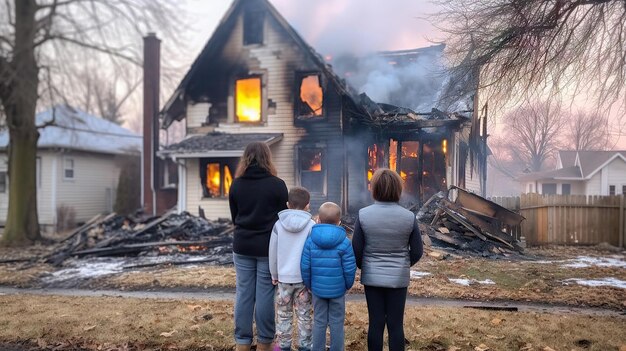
[159,132,283,159]
[517,166,583,182]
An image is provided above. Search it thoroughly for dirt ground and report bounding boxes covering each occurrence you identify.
[1,245,625,309]
[0,294,624,351]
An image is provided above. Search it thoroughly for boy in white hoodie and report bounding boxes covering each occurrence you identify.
[269,187,315,351]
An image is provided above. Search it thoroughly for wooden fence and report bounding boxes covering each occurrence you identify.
[489,194,626,247]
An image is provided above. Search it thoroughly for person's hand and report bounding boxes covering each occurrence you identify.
[272,279,278,285]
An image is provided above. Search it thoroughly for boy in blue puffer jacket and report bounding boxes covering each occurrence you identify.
[301,202,356,351]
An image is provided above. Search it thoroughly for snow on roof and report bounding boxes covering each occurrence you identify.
[0,105,141,155]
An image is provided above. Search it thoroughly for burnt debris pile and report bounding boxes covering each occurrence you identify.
[45,211,234,266]
[417,187,525,258]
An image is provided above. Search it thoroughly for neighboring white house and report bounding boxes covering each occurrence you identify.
[519,150,626,195]
[0,105,141,231]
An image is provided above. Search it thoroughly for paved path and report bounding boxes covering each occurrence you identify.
[1,286,623,317]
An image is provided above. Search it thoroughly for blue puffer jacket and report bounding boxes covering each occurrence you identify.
[301,224,356,299]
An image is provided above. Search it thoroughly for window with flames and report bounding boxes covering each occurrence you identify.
[200,158,238,198]
[296,73,323,119]
[299,148,325,194]
[235,77,262,123]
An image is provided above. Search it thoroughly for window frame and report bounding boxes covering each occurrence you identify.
[609,185,616,196]
[234,75,264,124]
[296,145,327,196]
[0,171,6,193]
[63,157,75,181]
[199,158,237,199]
[542,183,557,195]
[294,72,326,122]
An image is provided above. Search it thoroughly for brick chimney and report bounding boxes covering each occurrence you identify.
[142,33,160,216]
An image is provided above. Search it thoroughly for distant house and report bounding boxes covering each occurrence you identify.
[155,0,487,219]
[518,150,626,195]
[0,105,141,231]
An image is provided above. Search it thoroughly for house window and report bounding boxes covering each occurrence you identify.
[0,171,6,193]
[243,7,264,45]
[299,147,325,194]
[542,183,556,195]
[609,185,616,195]
[64,158,74,179]
[199,158,237,198]
[296,74,323,119]
[562,183,571,195]
[622,185,626,195]
[235,77,262,123]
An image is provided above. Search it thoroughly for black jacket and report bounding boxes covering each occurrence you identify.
[229,164,288,257]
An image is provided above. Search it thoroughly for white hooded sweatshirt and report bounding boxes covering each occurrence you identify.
[269,209,315,283]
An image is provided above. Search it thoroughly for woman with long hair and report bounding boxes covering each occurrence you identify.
[352,168,424,351]
[229,142,288,351]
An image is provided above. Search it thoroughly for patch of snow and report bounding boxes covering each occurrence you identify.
[448,278,496,286]
[563,277,626,289]
[448,278,472,286]
[410,271,431,280]
[561,256,626,269]
[43,259,126,283]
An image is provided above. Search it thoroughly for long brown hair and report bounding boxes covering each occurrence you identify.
[235,142,278,178]
[370,168,403,202]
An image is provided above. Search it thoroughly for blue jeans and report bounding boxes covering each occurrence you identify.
[233,253,276,345]
[312,295,345,351]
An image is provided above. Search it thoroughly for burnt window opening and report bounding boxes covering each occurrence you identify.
[367,138,448,201]
[296,74,323,119]
[0,171,6,193]
[199,158,237,198]
[243,8,265,45]
[299,147,325,194]
[235,77,262,123]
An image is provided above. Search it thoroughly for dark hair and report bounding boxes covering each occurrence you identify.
[288,187,310,210]
[370,168,403,202]
[235,142,277,178]
[318,202,341,224]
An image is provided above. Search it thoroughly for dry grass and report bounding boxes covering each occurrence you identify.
[96,266,237,290]
[0,294,624,351]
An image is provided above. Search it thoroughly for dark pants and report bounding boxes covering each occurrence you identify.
[364,286,408,351]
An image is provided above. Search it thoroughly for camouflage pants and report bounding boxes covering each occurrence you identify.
[275,282,313,350]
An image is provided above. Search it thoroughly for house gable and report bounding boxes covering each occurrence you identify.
[161,0,354,129]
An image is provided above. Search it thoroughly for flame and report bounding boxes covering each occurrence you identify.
[207,163,220,197]
[299,75,323,116]
[400,171,407,180]
[307,152,322,171]
[442,139,447,154]
[389,139,397,171]
[224,165,233,195]
[236,77,261,122]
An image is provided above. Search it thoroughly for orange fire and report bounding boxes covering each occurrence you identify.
[442,139,448,154]
[207,163,220,197]
[389,139,398,171]
[307,152,322,171]
[236,77,261,122]
[224,165,233,195]
[300,75,323,116]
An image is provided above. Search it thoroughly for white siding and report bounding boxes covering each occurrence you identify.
[585,171,602,195]
[186,103,210,130]
[55,151,121,223]
[465,159,481,194]
[606,157,626,194]
[185,159,231,220]
[0,151,56,227]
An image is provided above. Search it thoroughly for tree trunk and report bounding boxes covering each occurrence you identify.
[1,0,41,246]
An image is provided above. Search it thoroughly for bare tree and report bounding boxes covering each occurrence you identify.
[504,101,564,172]
[436,0,626,115]
[565,110,610,150]
[0,0,184,245]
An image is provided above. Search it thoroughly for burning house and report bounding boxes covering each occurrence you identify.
[156,0,487,219]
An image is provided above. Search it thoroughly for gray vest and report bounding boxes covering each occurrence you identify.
[359,202,415,288]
